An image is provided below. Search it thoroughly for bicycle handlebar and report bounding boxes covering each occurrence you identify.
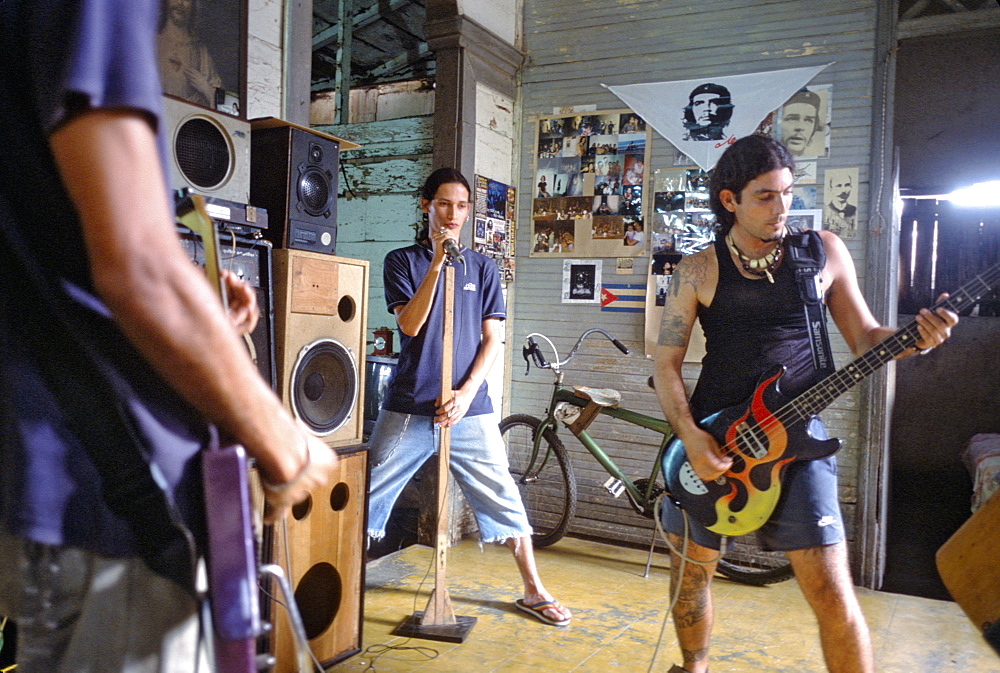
[521,328,629,375]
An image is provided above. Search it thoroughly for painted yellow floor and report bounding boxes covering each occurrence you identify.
[331,537,998,672]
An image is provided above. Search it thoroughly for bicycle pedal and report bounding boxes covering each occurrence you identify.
[603,476,625,498]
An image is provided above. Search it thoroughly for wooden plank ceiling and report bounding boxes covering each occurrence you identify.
[312,0,433,92]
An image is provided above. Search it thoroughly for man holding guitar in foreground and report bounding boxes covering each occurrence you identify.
[652,135,958,673]
[0,1,337,670]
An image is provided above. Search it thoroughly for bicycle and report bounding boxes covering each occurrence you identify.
[500,328,794,586]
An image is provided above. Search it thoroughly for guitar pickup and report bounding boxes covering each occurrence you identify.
[736,421,769,459]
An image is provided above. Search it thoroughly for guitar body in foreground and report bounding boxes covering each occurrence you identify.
[662,366,841,537]
[662,259,1000,538]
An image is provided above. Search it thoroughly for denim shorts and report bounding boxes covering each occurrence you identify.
[0,529,206,673]
[660,454,845,552]
[366,410,532,543]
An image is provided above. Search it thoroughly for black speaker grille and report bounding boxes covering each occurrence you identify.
[175,117,231,189]
[291,339,357,435]
[298,167,331,217]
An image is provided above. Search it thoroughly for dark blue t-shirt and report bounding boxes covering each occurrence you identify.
[382,244,506,417]
[0,0,207,569]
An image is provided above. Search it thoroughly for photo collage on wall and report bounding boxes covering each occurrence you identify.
[473,175,516,283]
[532,110,651,257]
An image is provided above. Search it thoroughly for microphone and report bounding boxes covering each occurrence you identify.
[442,234,465,266]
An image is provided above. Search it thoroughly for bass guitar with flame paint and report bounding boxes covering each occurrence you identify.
[661,261,1000,537]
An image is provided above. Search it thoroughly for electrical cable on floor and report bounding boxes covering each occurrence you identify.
[358,481,450,672]
[647,495,720,673]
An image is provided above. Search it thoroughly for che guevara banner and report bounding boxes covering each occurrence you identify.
[604,63,831,171]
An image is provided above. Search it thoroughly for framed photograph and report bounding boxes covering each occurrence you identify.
[786,209,823,231]
[562,259,602,304]
[157,0,247,117]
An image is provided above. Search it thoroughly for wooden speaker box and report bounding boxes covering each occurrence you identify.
[272,249,369,447]
[269,445,368,670]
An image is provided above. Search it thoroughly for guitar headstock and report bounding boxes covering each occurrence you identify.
[175,191,228,306]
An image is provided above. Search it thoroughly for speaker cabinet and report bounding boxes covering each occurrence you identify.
[251,121,345,255]
[272,249,369,446]
[269,445,368,670]
[162,97,250,204]
[176,230,275,389]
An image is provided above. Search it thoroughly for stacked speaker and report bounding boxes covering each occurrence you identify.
[162,97,369,669]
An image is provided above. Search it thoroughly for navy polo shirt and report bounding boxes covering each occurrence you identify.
[381,244,505,417]
[0,0,207,563]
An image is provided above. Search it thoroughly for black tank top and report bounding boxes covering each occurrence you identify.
[689,235,825,418]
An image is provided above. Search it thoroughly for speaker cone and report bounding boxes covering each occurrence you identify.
[298,166,332,217]
[290,338,358,435]
[174,117,232,189]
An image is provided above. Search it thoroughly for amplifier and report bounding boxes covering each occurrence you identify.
[176,228,277,390]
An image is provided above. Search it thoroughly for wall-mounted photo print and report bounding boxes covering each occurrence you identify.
[562,259,602,303]
[822,167,859,237]
[474,175,516,281]
[532,109,651,258]
[778,84,832,160]
[786,209,823,231]
[157,0,246,116]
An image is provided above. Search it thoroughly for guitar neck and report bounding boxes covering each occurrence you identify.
[790,261,1000,422]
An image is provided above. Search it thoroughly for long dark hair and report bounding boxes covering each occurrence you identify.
[709,135,795,235]
[416,167,471,243]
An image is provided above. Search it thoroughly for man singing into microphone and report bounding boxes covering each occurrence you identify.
[365,168,572,628]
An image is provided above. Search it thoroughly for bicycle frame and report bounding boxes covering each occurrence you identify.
[530,370,674,511]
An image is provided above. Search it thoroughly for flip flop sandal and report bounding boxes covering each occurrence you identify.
[515,598,571,627]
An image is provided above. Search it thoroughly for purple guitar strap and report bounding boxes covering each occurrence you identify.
[784,228,835,375]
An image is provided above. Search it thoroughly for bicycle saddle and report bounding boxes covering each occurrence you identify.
[572,385,621,408]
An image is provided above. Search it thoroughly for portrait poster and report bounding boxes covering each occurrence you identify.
[474,174,516,282]
[157,0,246,116]
[605,63,831,171]
[823,167,860,237]
[532,109,651,258]
[777,84,832,160]
[562,260,602,304]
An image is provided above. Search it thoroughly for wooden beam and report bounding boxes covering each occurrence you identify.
[899,6,1000,39]
[313,0,413,50]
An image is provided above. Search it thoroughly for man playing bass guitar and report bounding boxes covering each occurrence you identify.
[652,134,958,673]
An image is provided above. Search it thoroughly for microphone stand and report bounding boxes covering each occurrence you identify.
[394,256,476,643]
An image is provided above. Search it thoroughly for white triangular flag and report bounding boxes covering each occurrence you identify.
[605,64,831,171]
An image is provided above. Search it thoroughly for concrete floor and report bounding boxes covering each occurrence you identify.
[331,536,998,672]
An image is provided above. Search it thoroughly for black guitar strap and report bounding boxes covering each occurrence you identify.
[784,227,835,375]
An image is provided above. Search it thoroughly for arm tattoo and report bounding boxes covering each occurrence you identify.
[675,253,709,295]
[657,311,688,348]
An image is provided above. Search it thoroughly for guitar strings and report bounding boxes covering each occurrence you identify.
[717,268,998,460]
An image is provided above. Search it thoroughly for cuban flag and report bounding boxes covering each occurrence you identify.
[601,283,646,313]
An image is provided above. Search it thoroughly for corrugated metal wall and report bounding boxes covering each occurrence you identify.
[509,0,881,549]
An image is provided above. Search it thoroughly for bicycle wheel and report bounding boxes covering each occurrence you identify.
[716,534,795,586]
[499,414,577,547]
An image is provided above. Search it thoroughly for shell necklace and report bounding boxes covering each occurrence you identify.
[725,232,783,283]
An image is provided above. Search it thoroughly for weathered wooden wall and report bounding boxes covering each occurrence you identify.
[510,0,881,552]
[314,115,436,341]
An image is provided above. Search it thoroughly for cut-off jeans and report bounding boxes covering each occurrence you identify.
[366,410,532,544]
[0,528,207,673]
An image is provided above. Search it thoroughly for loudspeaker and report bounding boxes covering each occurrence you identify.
[162,97,250,204]
[269,445,368,670]
[176,230,276,389]
[272,249,369,446]
[251,120,357,256]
